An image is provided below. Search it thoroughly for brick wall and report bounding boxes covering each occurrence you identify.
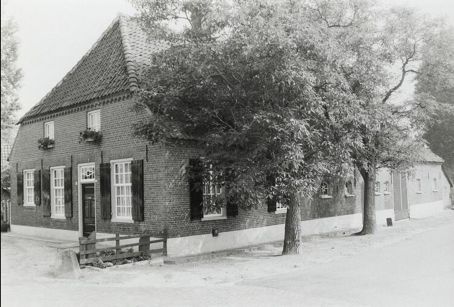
[10,95,361,239]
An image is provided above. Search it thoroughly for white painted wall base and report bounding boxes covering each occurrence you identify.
[167,213,363,257]
[375,209,395,226]
[10,224,79,242]
[409,200,444,219]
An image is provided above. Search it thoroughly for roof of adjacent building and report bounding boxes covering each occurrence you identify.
[417,146,445,164]
[18,15,158,123]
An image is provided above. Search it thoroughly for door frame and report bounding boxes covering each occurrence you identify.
[77,162,97,237]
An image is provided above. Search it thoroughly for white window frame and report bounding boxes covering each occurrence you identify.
[23,169,35,207]
[319,182,332,199]
[87,110,101,132]
[344,180,355,197]
[433,178,438,192]
[50,166,65,219]
[383,181,390,195]
[374,181,381,195]
[201,165,226,221]
[416,178,422,194]
[44,121,54,139]
[111,158,133,223]
[275,201,287,214]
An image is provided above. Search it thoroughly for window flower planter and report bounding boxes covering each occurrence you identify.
[79,129,102,144]
[38,137,55,150]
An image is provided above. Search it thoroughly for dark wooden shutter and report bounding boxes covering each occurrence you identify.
[131,160,144,222]
[17,172,23,206]
[226,201,238,217]
[100,163,111,220]
[188,159,203,220]
[64,167,72,218]
[266,174,277,212]
[42,168,51,217]
[34,170,41,206]
[225,168,238,217]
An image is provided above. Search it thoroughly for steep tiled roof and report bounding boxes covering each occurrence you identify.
[19,16,156,123]
[417,146,444,163]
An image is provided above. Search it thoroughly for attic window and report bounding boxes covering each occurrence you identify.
[87,110,101,132]
[44,121,54,140]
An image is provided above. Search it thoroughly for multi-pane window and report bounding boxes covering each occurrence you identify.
[433,178,438,191]
[375,182,381,194]
[44,121,54,139]
[202,166,224,218]
[416,178,422,193]
[23,170,35,206]
[320,182,329,195]
[87,110,101,131]
[112,160,132,219]
[51,167,65,218]
[80,165,95,181]
[384,181,390,193]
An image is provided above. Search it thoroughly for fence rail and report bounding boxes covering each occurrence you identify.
[79,232,167,265]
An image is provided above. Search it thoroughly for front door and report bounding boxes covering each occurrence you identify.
[82,183,95,237]
[393,171,409,220]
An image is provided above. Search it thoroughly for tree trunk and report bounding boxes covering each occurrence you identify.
[282,191,303,255]
[357,165,377,235]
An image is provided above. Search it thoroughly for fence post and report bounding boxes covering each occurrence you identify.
[163,228,168,257]
[139,235,150,257]
[79,237,86,263]
[115,233,120,256]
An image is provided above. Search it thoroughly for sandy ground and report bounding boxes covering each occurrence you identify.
[2,210,454,307]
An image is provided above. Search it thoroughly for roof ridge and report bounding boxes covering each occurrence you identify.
[18,15,126,124]
[118,15,139,92]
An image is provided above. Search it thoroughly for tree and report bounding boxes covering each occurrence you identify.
[415,27,454,178]
[1,3,22,143]
[311,1,444,234]
[132,0,362,254]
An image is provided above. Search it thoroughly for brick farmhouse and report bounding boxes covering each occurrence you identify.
[9,16,452,256]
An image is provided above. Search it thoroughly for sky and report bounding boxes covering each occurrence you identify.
[4,0,454,118]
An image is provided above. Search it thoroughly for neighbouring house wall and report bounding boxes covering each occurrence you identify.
[406,163,447,218]
[374,168,395,224]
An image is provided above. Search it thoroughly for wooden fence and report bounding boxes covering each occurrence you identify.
[79,233,167,265]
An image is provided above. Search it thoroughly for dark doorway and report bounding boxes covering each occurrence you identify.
[82,183,95,237]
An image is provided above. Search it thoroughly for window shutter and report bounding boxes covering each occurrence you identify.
[64,167,72,218]
[100,163,111,220]
[131,160,144,222]
[188,159,203,220]
[226,201,238,217]
[16,172,23,206]
[266,174,277,212]
[34,170,41,206]
[42,168,51,217]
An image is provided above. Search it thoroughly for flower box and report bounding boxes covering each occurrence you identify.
[79,129,102,144]
[38,137,55,150]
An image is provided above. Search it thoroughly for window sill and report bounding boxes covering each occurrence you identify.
[51,215,66,220]
[432,190,439,192]
[375,193,382,196]
[319,195,333,199]
[344,194,355,198]
[275,208,287,214]
[111,218,134,224]
[416,191,423,194]
[383,192,391,195]
[201,216,227,221]
[23,204,36,207]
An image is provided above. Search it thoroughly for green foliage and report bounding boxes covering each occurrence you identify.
[37,137,55,150]
[79,129,103,144]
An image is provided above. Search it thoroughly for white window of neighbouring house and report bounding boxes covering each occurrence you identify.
[202,166,225,219]
[375,182,381,194]
[383,181,390,194]
[23,169,35,206]
[51,167,65,218]
[319,182,332,199]
[44,121,54,139]
[87,110,101,131]
[416,178,422,193]
[345,181,354,197]
[111,159,132,220]
[433,178,438,191]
